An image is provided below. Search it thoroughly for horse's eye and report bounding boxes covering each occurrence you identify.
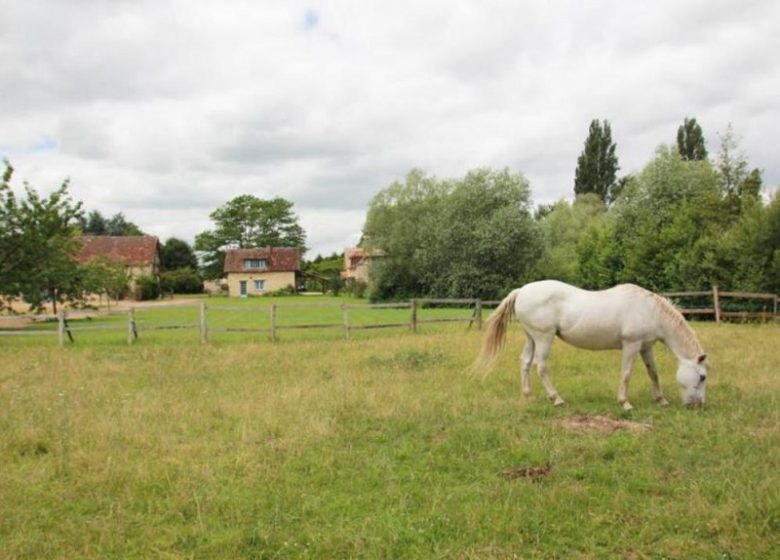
[699,374,706,383]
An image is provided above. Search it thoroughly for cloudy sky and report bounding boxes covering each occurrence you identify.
[2,0,778,257]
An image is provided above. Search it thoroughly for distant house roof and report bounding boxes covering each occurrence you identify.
[344,246,384,269]
[77,236,160,266]
[223,247,301,274]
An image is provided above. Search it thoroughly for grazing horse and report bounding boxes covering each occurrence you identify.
[474,280,709,409]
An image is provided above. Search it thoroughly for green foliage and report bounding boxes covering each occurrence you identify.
[303,252,344,293]
[195,195,307,279]
[676,117,708,160]
[79,257,129,301]
[0,161,84,313]
[574,119,619,203]
[531,194,605,284]
[159,268,203,294]
[716,124,763,216]
[610,147,726,290]
[80,210,145,236]
[135,275,161,300]
[364,168,541,300]
[161,237,198,271]
[345,279,368,298]
[535,141,777,294]
[257,284,297,297]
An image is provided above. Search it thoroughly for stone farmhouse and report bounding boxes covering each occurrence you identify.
[77,235,161,299]
[223,247,301,297]
[340,247,384,284]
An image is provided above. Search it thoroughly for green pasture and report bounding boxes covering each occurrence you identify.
[0,295,486,348]
[0,311,778,558]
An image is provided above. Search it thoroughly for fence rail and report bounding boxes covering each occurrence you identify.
[2,287,777,346]
[661,286,778,323]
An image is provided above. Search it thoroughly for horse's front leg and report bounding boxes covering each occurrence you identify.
[618,342,642,411]
[640,346,669,406]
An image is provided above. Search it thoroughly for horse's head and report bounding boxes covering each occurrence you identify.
[676,353,708,406]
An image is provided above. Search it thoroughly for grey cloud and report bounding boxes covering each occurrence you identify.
[2,0,779,257]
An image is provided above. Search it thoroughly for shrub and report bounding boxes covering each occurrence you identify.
[136,275,160,300]
[160,268,204,294]
[259,285,297,297]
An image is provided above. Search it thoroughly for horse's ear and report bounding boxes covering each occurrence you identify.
[697,354,707,364]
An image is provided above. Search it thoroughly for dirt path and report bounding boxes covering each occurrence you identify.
[1,297,204,327]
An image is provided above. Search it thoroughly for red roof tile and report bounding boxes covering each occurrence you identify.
[78,236,160,266]
[223,247,301,273]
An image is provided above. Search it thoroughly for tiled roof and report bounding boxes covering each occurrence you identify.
[344,246,385,270]
[223,247,301,273]
[77,236,160,266]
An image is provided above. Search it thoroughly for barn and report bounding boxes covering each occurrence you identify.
[77,235,161,299]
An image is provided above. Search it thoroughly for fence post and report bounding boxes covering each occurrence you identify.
[199,302,208,343]
[475,299,483,331]
[270,304,277,342]
[410,299,417,333]
[127,308,135,345]
[342,305,350,340]
[712,285,721,324]
[58,310,65,347]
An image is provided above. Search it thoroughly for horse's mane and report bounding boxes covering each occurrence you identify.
[623,285,703,356]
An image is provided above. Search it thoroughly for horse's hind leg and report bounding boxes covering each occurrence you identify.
[520,331,535,397]
[640,346,669,406]
[532,331,564,406]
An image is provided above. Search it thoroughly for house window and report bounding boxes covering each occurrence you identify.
[244,259,267,269]
[253,279,265,291]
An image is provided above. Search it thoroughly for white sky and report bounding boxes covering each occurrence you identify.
[2,0,778,257]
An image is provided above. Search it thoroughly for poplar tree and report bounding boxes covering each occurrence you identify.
[574,120,619,203]
[676,117,708,161]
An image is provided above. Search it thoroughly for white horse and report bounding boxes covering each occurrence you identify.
[475,280,709,409]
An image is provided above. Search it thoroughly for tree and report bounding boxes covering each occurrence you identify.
[159,268,203,294]
[80,257,129,306]
[716,124,762,215]
[80,210,144,236]
[364,168,542,300]
[161,237,198,271]
[195,195,307,279]
[676,117,708,161]
[105,212,145,236]
[531,194,606,284]
[607,146,726,290]
[574,119,619,203]
[0,161,84,313]
[81,210,108,235]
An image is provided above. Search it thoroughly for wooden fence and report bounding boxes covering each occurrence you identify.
[1,288,776,347]
[662,287,778,323]
[0,298,495,347]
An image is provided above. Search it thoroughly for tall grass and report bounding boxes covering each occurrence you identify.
[1,322,778,558]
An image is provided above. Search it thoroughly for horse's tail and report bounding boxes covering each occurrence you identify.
[472,289,519,374]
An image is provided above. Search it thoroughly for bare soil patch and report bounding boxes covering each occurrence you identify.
[499,463,552,482]
[558,415,652,433]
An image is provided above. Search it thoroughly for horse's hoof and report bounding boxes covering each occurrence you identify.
[553,397,565,407]
[522,390,532,398]
[656,397,670,407]
[621,401,634,411]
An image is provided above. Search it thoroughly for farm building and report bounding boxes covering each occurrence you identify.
[77,235,161,299]
[223,247,301,297]
[340,247,384,284]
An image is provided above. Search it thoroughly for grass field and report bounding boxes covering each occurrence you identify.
[1,302,778,559]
